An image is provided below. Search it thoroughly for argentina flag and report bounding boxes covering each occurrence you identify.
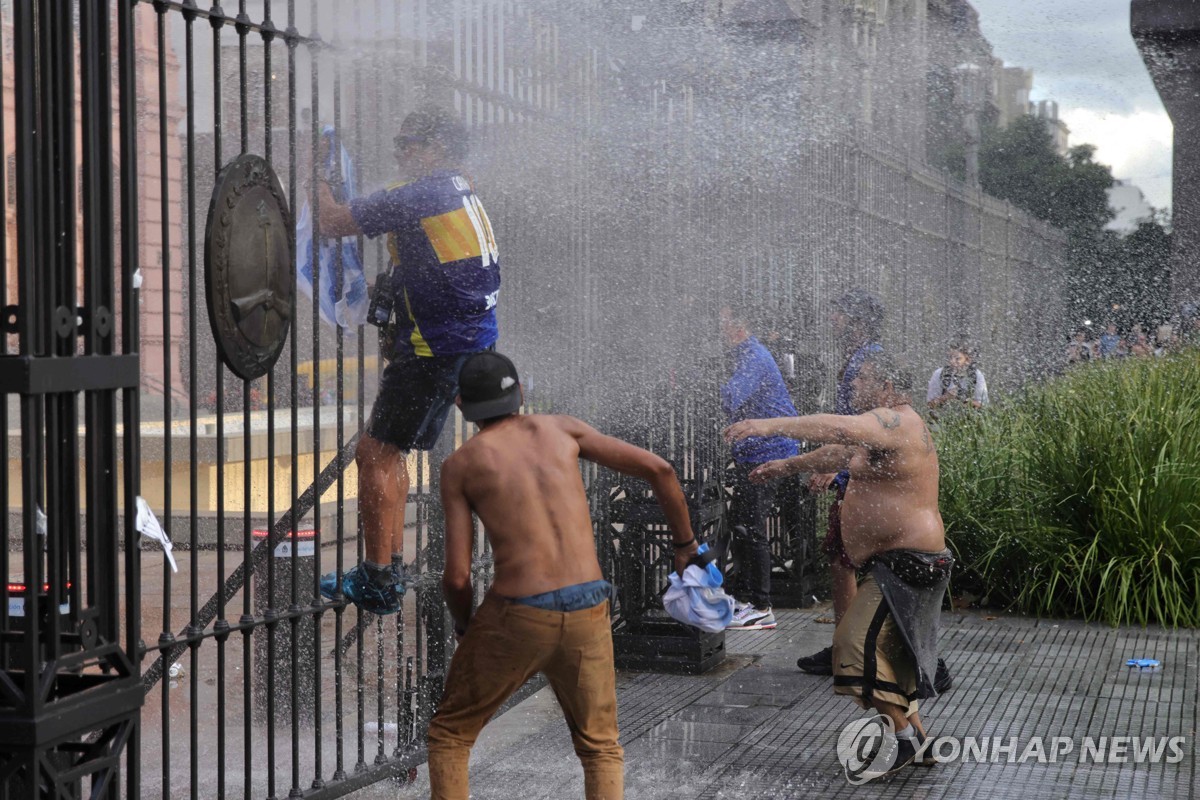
[296,126,368,333]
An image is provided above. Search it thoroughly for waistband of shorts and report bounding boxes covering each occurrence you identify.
[863,548,954,585]
[508,579,613,612]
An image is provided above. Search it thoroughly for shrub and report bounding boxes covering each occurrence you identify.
[936,350,1200,627]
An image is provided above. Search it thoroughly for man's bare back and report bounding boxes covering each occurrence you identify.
[430,354,697,800]
[840,405,944,566]
[441,414,604,598]
[440,411,699,625]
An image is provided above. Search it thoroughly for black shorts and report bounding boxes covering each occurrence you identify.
[366,350,474,451]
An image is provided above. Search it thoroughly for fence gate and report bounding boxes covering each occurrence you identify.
[0,1,143,798]
[1,0,539,797]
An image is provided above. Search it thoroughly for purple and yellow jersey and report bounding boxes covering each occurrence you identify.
[349,169,500,357]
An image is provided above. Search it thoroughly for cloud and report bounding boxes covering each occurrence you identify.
[1061,107,1173,209]
[970,0,1172,210]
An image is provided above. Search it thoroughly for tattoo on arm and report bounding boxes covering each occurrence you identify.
[870,410,902,430]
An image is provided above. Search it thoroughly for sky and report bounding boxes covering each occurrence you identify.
[970,0,1173,211]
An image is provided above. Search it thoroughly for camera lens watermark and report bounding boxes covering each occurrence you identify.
[836,714,900,785]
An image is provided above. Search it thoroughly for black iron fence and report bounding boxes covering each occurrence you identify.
[0,1,1069,798]
[0,1,143,797]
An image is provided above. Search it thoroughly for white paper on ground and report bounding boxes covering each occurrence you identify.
[135,496,178,573]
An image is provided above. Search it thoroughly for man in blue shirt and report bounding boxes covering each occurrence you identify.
[796,289,883,672]
[317,105,500,614]
[1098,321,1121,358]
[720,305,799,630]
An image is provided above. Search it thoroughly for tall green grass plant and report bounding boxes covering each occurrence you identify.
[936,350,1200,627]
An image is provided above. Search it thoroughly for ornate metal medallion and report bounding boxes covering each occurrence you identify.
[204,153,294,381]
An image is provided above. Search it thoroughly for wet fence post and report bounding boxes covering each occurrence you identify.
[253,528,317,726]
[416,428,455,735]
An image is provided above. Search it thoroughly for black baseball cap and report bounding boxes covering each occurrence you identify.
[458,352,521,422]
[396,105,469,161]
[832,288,885,327]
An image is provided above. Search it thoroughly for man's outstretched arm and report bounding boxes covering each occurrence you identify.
[561,416,699,573]
[439,455,476,636]
[725,409,907,452]
[747,444,859,483]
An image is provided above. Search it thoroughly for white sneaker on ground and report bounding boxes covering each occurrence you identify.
[726,605,776,630]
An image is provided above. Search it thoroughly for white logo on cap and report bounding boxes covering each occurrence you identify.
[500,377,516,390]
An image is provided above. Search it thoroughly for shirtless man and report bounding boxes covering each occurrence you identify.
[429,352,699,800]
[724,353,953,776]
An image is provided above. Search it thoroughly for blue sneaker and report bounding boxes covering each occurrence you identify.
[320,563,401,615]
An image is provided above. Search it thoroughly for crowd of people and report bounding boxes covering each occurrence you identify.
[1065,313,1200,366]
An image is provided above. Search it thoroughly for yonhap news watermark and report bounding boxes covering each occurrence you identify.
[837,715,1188,784]
[920,732,1187,764]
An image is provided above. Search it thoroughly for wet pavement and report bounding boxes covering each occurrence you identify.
[356,608,1198,799]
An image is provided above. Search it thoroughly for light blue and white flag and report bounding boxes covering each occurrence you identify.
[662,544,734,632]
[296,125,368,333]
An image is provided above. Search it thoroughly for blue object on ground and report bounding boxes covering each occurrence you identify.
[1126,658,1161,669]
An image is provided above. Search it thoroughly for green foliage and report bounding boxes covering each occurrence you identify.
[980,117,1115,232]
[1115,220,1174,329]
[980,114,1172,330]
[937,351,1200,627]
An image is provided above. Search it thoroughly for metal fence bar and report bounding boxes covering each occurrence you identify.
[151,7,177,796]
[118,1,145,795]
[261,2,282,797]
[0,0,7,694]
[13,0,40,718]
[42,0,76,688]
[282,2,301,796]
[350,0,369,773]
[140,435,357,681]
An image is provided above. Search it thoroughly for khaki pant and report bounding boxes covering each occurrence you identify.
[427,593,624,799]
[832,574,920,716]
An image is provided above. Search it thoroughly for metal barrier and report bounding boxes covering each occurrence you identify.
[0,1,1070,797]
[0,2,143,797]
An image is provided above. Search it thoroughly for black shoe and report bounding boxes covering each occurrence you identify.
[885,736,919,776]
[934,658,952,694]
[796,645,833,675]
[911,730,942,767]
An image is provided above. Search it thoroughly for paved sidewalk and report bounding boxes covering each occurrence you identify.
[363,608,1197,799]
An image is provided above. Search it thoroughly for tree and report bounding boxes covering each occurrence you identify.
[1116,218,1173,329]
[979,116,1114,233]
[979,115,1173,330]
